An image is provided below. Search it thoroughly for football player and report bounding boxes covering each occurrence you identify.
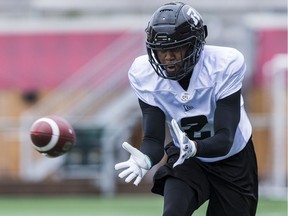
[115,2,258,215]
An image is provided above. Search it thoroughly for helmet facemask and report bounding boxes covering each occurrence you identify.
[147,34,205,80]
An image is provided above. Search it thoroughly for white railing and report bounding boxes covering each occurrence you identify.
[259,53,288,200]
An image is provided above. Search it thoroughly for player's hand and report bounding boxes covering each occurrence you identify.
[115,142,152,186]
[171,119,197,168]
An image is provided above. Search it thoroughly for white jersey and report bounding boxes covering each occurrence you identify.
[128,45,252,162]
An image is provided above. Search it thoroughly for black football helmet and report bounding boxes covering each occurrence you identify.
[146,2,208,80]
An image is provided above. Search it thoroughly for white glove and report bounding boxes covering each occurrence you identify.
[115,142,152,186]
[171,119,197,168]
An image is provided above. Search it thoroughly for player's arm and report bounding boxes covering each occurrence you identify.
[114,99,166,185]
[138,99,166,166]
[171,89,241,167]
[195,89,241,157]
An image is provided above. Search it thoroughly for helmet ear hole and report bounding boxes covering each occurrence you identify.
[204,25,208,38]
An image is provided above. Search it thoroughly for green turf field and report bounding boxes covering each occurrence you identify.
[0,195,286,216]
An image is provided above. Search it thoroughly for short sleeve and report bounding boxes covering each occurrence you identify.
[216,49,246,100]
[128,55,158,106]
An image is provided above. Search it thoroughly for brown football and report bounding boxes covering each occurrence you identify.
[30,115,76,157]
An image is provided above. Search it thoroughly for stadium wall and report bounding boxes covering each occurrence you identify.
[0,14,286,196]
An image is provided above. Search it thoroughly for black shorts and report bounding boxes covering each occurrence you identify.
[151,138,258,215]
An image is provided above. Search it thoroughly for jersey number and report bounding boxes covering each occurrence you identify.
[180,116,211,140]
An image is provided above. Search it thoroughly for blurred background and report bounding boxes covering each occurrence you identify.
[0,0,287,214]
